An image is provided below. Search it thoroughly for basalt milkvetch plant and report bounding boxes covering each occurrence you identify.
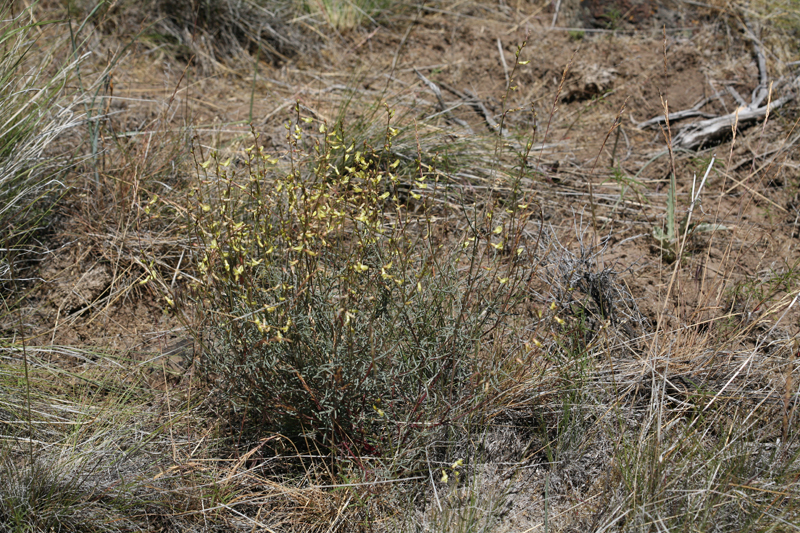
[174,104,537,467]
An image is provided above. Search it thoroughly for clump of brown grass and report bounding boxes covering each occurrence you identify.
[69,0,314,73]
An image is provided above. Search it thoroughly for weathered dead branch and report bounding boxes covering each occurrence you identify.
[673,89,796,149]
[636,22,799,150]
[439,81,510,137]
[413,67,474,134]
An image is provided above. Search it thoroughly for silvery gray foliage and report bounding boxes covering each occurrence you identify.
[536,219,646,342]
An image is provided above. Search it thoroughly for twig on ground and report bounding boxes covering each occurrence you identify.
[725,84,748,107]
[497,38,510,88]
[439,81,509,137]
[744,20,770,107]
[551,0,562,29]
[414,67,473,133]
[630,94,718,129]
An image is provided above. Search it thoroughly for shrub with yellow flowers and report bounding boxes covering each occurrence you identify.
[179,105,532,463]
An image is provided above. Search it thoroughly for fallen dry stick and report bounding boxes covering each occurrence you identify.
[637,21,799,150]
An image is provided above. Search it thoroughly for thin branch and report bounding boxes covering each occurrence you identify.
[551,0,562,28]
[631,94,718,129]
[726,85,748,107]
[497,38,510,88]
[743,20,769,107]
[413,67,473,133]
[439,81,510,137]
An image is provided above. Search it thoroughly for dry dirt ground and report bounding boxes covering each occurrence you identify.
[16,0,800,529]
